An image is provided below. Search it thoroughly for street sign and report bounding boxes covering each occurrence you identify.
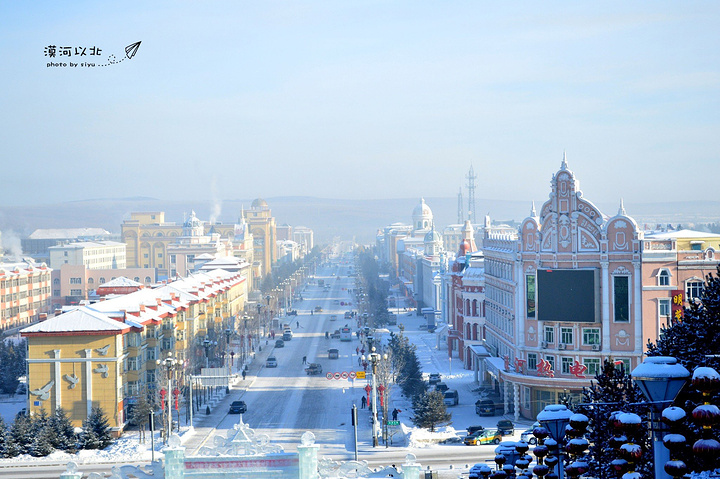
[333,372,341,380]
[387,420,400,426]
[341,371,349,379]
[326,373,333,380]
[349,371,356,379]
[356,371,366,379]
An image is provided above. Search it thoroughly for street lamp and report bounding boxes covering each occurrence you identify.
[157,351,180,443]
[362,347,388,447]
[631,356,690,479]
[202,339,216,368]
[537,403,573,479]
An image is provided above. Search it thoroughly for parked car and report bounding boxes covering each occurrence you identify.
[428,373,441,386]
[305,363,323,375]
[229,400,247,414]
[464,428,502,446]
[497,419,515,436]
[434,382,449,393]
[475,398,503,416]
[466,425,484,435]
[520,422,541,445]
[275,339,285,348]
[266,356,278,368]
[443,389,459,406]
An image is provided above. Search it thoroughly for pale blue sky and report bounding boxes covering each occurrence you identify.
[1,1,718,206]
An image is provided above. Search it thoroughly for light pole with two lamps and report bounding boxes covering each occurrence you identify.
[157,352,180,443]
[362,347,387,447]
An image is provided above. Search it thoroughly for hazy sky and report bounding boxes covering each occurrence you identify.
[1,1,718,207]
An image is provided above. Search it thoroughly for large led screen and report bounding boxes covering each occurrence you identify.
[537,269,597,322]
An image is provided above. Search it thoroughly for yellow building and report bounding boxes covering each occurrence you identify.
[21,269,247,435]
[244,198,277,278]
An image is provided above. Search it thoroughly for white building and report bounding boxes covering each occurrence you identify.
[49,241,127,270]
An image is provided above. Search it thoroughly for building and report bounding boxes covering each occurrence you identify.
[482,156,645,420]
[641,229,720,347]
[0,260,53,332]
[292,227,314,256]
[276,224,292,241]
[21,269,247,435]
[49,241,127,270]
[50,264,156,308]
[22,228,113,263]
[243,199,277,278]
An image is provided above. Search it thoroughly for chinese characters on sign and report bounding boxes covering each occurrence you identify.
[536,359,555,378]
[514,358,526,375]
[44,45,103,57]
[44,41,141,68]
[671,289,684,324]
[569,361,587,379]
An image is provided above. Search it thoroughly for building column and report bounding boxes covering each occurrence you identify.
[601,261,610,352]
[513,383,520,422]
[53,350,62,411]
[84,349,93,417]
[504,380,511,415]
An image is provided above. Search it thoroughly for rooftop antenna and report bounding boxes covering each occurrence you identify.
[466,165,477,225]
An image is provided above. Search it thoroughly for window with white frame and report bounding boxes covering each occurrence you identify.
[582,328,601,345]
[615,358,631,372]
[658,269,670,286]
[561,357,574,374]
[527,353,537,371]
[686,280,703,301]
[560,327,573,345]
[546,355,555,371]
[583,358,601,376]
[658,298,671,318]
[613,276,630,322]
[70,289,82,296]
[544,326,555,343]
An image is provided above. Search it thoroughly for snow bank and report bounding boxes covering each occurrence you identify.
[405,424,461,447]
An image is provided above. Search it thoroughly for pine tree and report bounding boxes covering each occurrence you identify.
[580,360,652,479]
[130,391,154,443]
[81,406,113,450]
[28,409,55,457]
[646,265,720,473]
[10,413,34,455]
[411,390,451,432]
[0,417,8,458]
[48,408,77,452]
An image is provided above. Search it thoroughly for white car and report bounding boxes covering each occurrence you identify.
[266,356,278,368]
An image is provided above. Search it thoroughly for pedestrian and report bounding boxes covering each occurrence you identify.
[358,356,361,366]
[302,355,307,365]
[356,346,359,355]
[296,321,299,329]
[361,396,367,409]
[242,370,246,380]
[392,408,399,421]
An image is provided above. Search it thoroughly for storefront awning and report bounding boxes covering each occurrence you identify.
[484,356,506,381]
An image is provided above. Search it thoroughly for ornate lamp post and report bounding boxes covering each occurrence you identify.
[362,347,388,447]
[631,356,690,479]
[157,351,180,443]
[202,339,216,368]
[537,404,573,479]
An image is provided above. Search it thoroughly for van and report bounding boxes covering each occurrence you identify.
[283,331,292,341]
[475,399,501,416]
[443,390,459,406]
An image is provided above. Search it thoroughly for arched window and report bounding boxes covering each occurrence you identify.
[134,277,140,282]
[53,278,60,285]
[707,249,715,261]
[472,299,478,317]
[99,277,106,284]
[658,269,670,286]
[88,278,94,285]
[686,279,703,301]
[145,276,152,283]
[465,299,471,315]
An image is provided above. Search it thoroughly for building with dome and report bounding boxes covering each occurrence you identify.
[243,198,277,278]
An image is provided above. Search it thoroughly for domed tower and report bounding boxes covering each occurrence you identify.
[412,198,433,234]
[424,225,443,258]
[182,210,204,237]
[461,220,477,252]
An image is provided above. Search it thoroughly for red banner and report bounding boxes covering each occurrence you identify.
[671,290,684,324]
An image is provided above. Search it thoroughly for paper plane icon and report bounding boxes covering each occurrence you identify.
[125,41,141,60]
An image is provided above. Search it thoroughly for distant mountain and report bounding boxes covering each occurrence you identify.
[0,197,718,246]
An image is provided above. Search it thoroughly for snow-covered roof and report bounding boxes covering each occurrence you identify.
[27,228,111,239]
[99,276,142,288]
[645,229,720,240]
[48,240,125,249]
[20,307,129,335]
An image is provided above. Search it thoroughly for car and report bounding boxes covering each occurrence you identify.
[266,356,277,368]
[443,390,459,406]
[434,382,449,393]
[229,400,247,414]
[475,398,503,416]
[466,425,484,435]
[497,419,515,436]
[275,339,285,348]
[287,310,298,316]
[331,330,341,339]
[333,299,340,304]
[330,315,337,321]
[314,306,323,312]
[520,429,537,445]
[282,331,293,341]
[464,428,502,446]
[428,373,441,386]
[305,363,323,375]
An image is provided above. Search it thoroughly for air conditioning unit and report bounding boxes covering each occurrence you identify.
[592,344,601,351]
[558,344,567,350]
[541,341,548,349]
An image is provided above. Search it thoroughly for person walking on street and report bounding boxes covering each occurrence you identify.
[302,355,307,365]
[242,370,246,380]
[296,321,299,329]
[361,396,367,409]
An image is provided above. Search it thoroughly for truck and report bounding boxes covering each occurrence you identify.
[305,363,323,375]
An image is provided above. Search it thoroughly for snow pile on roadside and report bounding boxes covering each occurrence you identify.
[404,424,461,448]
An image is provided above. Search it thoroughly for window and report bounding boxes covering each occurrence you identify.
[527,353,537,371]
[523,387,531,410]
[614,276,630,322]
[686,280,703,301]
[134,277,140,282]
[70,289,82,296]
[560,327,573,345]
[526,275,536,318]
[658,298,670,318]
[583,358,601,376]
[561,357,574,374]
[546,356,555,371]
[70,277,82,284]
[53,289,60,296]
[582,328,600,345]
[63,251,68,257]
[145,276,152,283]
[100,277,106,284]
[544,326,555,343]
[88,277,94,284]
[53,278,60,285]
[615,358,631,372]
[691,243,702,251]
[157,253,163,258]
[170,255,176,264]
[658,269,670,286]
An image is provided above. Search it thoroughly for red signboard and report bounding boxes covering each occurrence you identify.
[671,290,684,324]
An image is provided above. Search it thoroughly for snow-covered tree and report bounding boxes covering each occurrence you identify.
[646,265,720,473]
[130,390,154,443]
[80,406,113,450]
[580,360,651,479]
[48,408,77,452]
[28,409,55,457]
[10,412,33,455]
[0,417,12,458]
[0,339,26,395]
[411,390,450,432]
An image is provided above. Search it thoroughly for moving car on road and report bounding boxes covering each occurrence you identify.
[496,419,515,436]
[428,373,441,386]
[305,363,323,375]
[275,339,285,348]
[229,401,247,414]
[464,428,502,446]
[266,356,277,368]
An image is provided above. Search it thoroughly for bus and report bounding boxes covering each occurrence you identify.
[340,327,352,341]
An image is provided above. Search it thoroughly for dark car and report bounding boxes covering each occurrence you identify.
[287,310,298,316]
[475,398,503,416]
[434,382,449,393]
[466,425,484,435]
[497,419,514,435]
[229,400,247,414]
[275,339,285,348]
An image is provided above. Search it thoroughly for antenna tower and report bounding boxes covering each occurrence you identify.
[466,165,477,224]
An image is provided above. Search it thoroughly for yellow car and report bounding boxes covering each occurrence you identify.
[464,428,502,446]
